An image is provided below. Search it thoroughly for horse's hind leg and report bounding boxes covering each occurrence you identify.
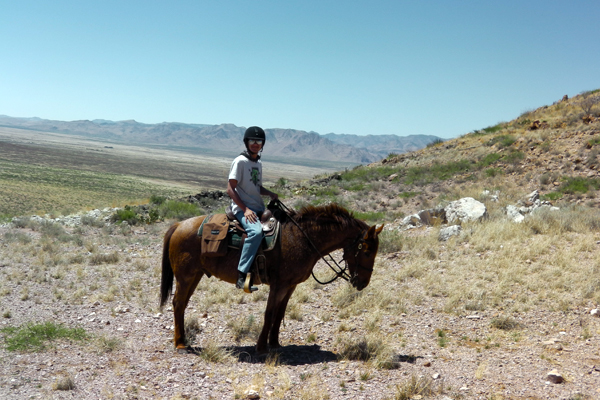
[173,272,204,351]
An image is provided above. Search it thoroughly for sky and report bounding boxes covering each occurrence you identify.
[1,1,599,139]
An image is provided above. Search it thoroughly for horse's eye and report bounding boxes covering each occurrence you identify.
[364,251,372,258]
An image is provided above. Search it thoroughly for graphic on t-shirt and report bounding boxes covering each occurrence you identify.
[251,167,260,186]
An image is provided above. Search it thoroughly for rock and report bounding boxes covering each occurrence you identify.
[482,190,499,202]
[445,197,487,223]
[399,214,422,230]
[506,205,525,223]
[546,369,564,384]
[591,309,600,318]
[439,225,462,241]
[245,389,260,399]
[418,208,446,226]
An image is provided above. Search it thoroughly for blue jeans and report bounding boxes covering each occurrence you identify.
[235,211,264,274]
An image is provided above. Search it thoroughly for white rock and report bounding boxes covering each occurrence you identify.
[546,369,564,384]
[591,309,599,317]
[445,197,487,223]
[245,389,260,399]
[439,225,462,241]
[506,205,525,223]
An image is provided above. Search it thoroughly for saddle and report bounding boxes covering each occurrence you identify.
[198,206,281,286]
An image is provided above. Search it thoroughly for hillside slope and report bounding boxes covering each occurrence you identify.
[279,90,600,220]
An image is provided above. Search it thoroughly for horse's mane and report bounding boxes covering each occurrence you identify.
[284,203,368,231]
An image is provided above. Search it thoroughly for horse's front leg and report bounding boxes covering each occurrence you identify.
[257,285,292,354]
[268,285,296,349]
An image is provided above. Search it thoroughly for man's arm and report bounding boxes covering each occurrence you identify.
[227,179,259,223]
[260,186,279,201]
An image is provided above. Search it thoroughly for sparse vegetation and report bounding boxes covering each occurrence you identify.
[1,89,600,398]
[1,322,87,352]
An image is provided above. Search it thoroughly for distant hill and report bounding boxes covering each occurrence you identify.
[323,133,442,160]
[0,116,442,165]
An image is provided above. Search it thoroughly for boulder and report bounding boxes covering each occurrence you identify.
[445,198,487,224]
[439,225,462,241]
[506,205,525,223]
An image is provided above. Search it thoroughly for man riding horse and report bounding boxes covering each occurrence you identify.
[226,126,279,291]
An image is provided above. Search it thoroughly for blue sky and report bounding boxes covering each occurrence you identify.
[1,1,599,139]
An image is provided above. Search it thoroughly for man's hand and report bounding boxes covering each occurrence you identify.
[244,208,258,223]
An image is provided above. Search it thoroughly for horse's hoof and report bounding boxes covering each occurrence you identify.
[176,347,190,354]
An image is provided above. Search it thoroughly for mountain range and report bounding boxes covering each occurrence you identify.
[0,115,442,164]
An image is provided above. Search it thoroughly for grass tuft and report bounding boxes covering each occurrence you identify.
[1,321,88,352]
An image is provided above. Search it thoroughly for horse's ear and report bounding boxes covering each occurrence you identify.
[365,224,384,240]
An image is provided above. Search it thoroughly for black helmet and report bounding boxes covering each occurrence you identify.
[243,126,266,144]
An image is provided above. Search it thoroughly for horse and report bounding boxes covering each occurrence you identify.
[160,203,384,354]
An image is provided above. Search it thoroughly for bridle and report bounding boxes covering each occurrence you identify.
[271,200,371,285]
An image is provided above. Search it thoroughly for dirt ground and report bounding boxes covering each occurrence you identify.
[1,215,599,400]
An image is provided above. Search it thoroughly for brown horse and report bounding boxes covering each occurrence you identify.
[160,203,384,354]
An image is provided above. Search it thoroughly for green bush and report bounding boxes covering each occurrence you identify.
[559,177,600,194]
[478,153,502,167]
[398,191,420,199]
[157,200,203,220]
[150,194,167,205]
[503,151,524,165]
[1,322,87,352]
[426,138,445,147]
[482,124,505,134]
[541,192,562,201]
[112,206,139,225]
[485,168,502,177]
[354,211,386,223]
[404,160,472,185]
[486,135,515,148]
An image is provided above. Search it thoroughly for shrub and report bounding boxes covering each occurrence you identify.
[354,211,386,222]
[1,322,87,352]
[503,151,524,165]
[150,194,167,205]
[490,316,520,330]
[426,138,445,147]
[482,124,505,134]
[158,200,203,220]
[378,230,403,254]
[559,177,600,194]
[478,153,502,167]
[485,168,502,178]
[486,135,515,148]
[336,334,398,369]
[89,252,120,265]
[40,221,66,237]
[228,314,260,343]
[111,206,139,225]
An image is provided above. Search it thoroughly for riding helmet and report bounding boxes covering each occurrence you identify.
[243,126,266,145]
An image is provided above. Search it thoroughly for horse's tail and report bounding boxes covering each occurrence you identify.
[160,223,178,309]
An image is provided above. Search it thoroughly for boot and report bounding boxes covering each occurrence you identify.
[236,271,246,289]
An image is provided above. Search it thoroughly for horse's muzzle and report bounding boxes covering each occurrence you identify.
[351,275,367,291]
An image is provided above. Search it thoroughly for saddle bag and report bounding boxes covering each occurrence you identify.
[201,214,229,257]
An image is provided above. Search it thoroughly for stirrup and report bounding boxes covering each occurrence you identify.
[244,273,258,293]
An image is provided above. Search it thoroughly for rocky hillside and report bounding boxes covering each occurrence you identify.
[279,90,600,221]
[0,117,441,165]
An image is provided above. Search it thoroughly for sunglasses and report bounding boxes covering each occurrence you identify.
[248,139,263,145]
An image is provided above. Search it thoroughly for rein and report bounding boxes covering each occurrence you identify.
[272,200,364,285]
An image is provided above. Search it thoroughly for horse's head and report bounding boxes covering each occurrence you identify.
[345,224,384,291]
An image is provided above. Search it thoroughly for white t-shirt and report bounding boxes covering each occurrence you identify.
[228,154,264,215]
